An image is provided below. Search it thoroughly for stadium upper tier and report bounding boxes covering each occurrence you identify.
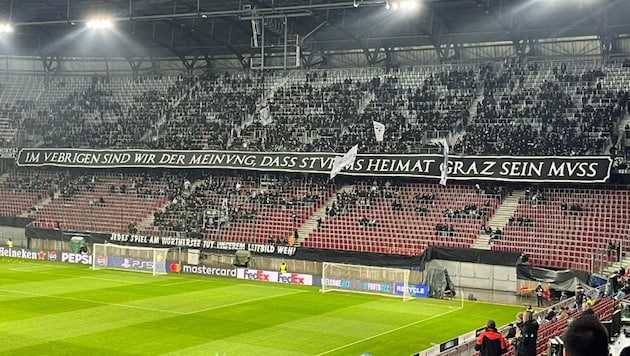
[0,59,627,155]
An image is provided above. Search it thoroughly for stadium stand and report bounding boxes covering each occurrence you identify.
[301,181,504,255]
[145,173,335,245]
[0,60,627,264]
[32,172,172,233]
[455,60,628,156]
[492,187,630,271]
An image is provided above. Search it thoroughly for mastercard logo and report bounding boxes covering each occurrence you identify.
[169,263,180,273]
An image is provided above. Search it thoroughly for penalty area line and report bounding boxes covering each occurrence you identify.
[0,287,186,315]
[183,290,307,315]
[315,306,463,356]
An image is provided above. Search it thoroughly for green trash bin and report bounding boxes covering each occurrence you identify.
[69,236,85,253]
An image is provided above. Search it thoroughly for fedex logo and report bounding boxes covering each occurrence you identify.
[277,273,307,285]
[243,269,270,281]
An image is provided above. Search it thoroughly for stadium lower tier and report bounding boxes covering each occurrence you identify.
[1,170,628,273]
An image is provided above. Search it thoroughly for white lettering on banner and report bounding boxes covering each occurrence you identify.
[181,265,237,277]
[106,234,296,256]
[0,247,38,259]
[61,252,92,264]
[16,148,613,183]
[216,241,246,251]
[247,244,274,253]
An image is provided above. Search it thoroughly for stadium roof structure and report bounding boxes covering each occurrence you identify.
[1,0,629,67]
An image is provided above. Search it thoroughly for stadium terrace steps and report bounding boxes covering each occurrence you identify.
[472,190,524,250]
[466,90,485,125]
[297,184,352,246]
[602,258,627,277]
[18,196,52,218]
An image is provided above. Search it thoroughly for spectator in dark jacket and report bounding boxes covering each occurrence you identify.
[475,319,508,356]
[516,310,539,356]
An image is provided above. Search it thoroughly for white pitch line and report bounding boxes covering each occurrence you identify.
[315,306,463,356]
[0,287,186,315]
[183,290,307,315]
[156,280,200,287]
[0,287,307,317]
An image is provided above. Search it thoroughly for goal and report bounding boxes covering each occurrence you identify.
[92,243,171,276]
[321,262,414,301]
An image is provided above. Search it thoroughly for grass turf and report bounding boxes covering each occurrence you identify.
[0,260,522,355]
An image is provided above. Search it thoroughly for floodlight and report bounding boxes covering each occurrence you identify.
[386,0,419,11]
[86,19,113,30]
[401,0,418,9]
[0,23,14,33]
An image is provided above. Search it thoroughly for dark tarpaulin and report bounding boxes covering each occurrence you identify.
[0,216,35,228]
[516,265,591,284]
[26,226,109,243]
[420,246,522,268]
[294,247,422,269]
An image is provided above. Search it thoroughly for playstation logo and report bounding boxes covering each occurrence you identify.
[121,258,131,268]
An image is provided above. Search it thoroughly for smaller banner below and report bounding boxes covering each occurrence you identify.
[0,148,17,159]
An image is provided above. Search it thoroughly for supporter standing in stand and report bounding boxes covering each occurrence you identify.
[516,309,539,356]
[506,312,523,348]
[475,320,508,356]
[575,283,585,311]
[535,283,544,307]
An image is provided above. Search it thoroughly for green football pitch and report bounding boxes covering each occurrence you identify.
[0,260,522,356]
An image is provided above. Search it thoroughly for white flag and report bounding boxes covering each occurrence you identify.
[221,198,230,219]
[260,107,273,126]
[439,139,449,186]
[373,121,385,142]
[330,144,359,179]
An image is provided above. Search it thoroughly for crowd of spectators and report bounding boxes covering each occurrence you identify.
[0,60,627,157]
[442,203,488,220]
[152,173,331,236]
[455,59,627,156]
[16,75,185,148]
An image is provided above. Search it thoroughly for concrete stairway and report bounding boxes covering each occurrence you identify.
[601,252,630,277]
[471,190,525,249]
[295,184,354,246]
[18,196,52,218]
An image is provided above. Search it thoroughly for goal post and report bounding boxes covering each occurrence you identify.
[92,243,174,276]
[321,262,414,301]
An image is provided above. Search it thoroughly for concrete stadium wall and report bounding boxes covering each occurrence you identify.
[201,252,425,283]
[0,227,26,247]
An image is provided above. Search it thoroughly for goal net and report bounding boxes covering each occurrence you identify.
[321,262,414,301]
[92,243,170,276]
